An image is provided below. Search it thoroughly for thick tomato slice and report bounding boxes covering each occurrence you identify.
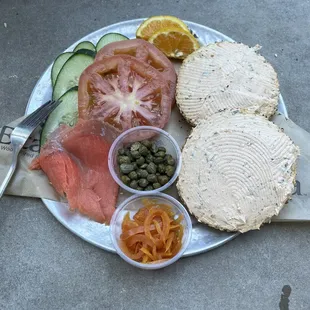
[78,55,171,132]
[95,39,176,102]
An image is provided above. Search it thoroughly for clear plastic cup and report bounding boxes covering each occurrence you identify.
[110,192,192,270]
[108,126,182,195]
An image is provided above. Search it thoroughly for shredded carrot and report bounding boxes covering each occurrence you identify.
[119,199,184,264]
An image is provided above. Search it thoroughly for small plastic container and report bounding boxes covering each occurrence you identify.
[108,126,182,195]
[110,192,192,270]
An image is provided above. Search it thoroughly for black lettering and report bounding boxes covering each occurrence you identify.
[1,145,13,152]
[28,138,40,153]
[23,138,40,153]
[0,126,13,144]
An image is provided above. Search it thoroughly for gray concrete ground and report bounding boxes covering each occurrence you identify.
[1,0,310,309]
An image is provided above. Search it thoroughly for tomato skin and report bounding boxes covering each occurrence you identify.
[95,39,176,103]
[78,55,172,132]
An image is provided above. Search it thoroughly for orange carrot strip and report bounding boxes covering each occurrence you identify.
[140,247,155,261]
[165,231,175,252]
[144,208,171,244]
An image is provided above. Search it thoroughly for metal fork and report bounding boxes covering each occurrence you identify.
[0,100,61,198]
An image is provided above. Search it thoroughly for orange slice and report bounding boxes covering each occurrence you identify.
[136,15,190,40]
[148,28,200,59]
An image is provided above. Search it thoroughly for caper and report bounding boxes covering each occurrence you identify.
[147,162,157,174]
[121,175,130,185]
[145,154,154,163]
[153,182,161,189]
[136,156,145,166]
[132,162,138,170]
[154,157,164,164]
[136,186,143,191]
[130,142,141,152]
[145,185,154,191]
[140,163,148,169]
[128,171,138,180]
[158,146,166,153]
[138,178,149,188]
[129,180,138,189]
[124,149,132,158]
[137,169,148,178]
[147,174,158,183]
[155,151,166,158]
[165,165,175,177]
[150,142,158,154]
[118,148,125,156]
[131,150,141,159]
[156,172,160,176]
[120,163,134,174]
[157,163,166,174]
[166,155,175,166]
[118,156,131,164]
[139,145,149,156]
[158,175,169,185]
[141,140,152,149]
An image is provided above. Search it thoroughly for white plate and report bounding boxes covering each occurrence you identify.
[25,19,288,256]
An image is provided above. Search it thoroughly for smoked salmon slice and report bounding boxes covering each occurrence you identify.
[30,120,120,224]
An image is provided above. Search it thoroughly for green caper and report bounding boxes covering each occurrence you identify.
[129,180,138,189]
[145,185,154,191]
[166,155,175,166]
[139,145,149,156]
[147,174,158,183]
[118,148,125,156]
[137,169,148,178]
[124,149,132,158]
[128,171,138,180]
[140,163,148,169]
[138,178,149,188]
[158,175,169,185]
[158,146,166,153]
[147,162,157,174]
[157,163,166,174]
[118,156,131,164]
[132,162,138,170]
[165,165,175,177]
[130,142,141,152]
[120,163,134,174]
[145,154,154,163]
[153,182,161,189]
[141,140,152,149]
[154,157,164,164]
[156,172,160,176]
[136,186,143,191]
[155,151,166,158]
[121,175,130,185]
[150,142,158,154]
[131,150,141,159]
[136,156,145,166]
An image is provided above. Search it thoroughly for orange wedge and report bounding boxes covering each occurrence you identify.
[148,28,200,59]
[136,15,190,40]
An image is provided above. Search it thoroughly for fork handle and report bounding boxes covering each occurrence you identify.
[0,145,22,198]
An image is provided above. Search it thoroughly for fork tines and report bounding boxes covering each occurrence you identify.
[20,100,61,128]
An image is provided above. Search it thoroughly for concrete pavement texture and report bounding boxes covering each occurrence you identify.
[1,0,310,309]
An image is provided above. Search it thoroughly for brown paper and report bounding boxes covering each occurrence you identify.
[0,113,309,221]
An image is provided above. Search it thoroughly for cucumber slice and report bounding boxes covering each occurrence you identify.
[41,87,78,146]
[96,33,129,52]
[52,53,94,100]
[74,41,96,52]
[74,48,96,58]
[51,52,73,87]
